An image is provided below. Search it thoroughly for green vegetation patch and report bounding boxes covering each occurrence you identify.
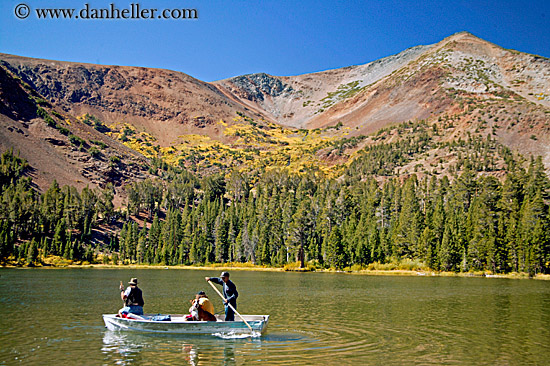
[316,80,365,113]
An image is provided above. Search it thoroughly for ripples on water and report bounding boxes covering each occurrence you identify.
[1,269,549,365]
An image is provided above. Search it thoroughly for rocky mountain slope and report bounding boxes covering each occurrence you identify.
[217,33,550,168]
[217,32,549,130]
[0,65,151,204]
[0,31,549,195]
[0,53,270,146]
[215,44,432,127]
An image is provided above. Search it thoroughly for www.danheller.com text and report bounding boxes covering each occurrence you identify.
[15,3,198,20]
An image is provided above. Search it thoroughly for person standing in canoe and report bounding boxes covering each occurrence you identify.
[117,277,144,317]
[205,272,238,321]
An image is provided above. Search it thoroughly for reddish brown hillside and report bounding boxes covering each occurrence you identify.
[0,65,151,204]
[0,54,270,146]
[309,32,550,132]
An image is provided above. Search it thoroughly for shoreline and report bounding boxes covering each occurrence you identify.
[2,263,549,280]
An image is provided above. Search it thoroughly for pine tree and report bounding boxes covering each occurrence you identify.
[439,226,454,271]
[97,185,115,224]
[52,218,67,256]
[84,246,94,263]
[148,214,161,263]
[227,170,249,203]
[202,174,226,202]
[40,180,61,235]
[180,220,193,264]
[26,238,38,266]
[420,226,436,269]
[71,240,83,261]
[137,230,147,264]
[63,238,71,259]
[214,212,229,262]
[326,226,345,269]
[343,213,358,264]
[393,177,422,258]
[256,221,271,265]
[234,229,244,263]
[288,200,312,268]
[0,223,7,261]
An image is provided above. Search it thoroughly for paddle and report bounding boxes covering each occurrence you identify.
[207,279,254,333]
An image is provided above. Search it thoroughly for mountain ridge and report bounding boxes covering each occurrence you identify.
[1,31,549,198]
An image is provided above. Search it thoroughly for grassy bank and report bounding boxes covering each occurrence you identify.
[2,257,549,280]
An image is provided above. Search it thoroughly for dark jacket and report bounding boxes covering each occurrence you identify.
[125,286,144,307]
[210,277,238,305]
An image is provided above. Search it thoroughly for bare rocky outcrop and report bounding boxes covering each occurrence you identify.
[228,73,295,102]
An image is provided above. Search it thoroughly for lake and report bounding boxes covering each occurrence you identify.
[1,268,549,365]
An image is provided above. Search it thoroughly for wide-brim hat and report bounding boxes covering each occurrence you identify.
[128,278,138,285]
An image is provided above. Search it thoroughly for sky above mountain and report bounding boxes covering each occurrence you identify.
[0,0,549,82]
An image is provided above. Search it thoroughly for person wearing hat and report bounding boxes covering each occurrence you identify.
[205,272,238,321]
[117,277,145,317]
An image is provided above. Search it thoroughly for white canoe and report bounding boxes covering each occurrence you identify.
[102,314,269,335]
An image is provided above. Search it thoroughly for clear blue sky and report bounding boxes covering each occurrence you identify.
[0,0,548,81]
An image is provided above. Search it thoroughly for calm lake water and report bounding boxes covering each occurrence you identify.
[1,268,549,365]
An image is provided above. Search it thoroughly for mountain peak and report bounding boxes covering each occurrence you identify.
[1,31,549,188]
[446,30,477,39]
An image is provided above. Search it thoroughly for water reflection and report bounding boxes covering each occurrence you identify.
[102,331,251,365]
[102,331,149,365]
[101,326,361,365]
[181,344,198,366]
[181,341,238,366]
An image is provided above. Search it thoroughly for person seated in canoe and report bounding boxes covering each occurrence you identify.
[206,272,238,321]
[117,277,144,317]
[186,291,217,321]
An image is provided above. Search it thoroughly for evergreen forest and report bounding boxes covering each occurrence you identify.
[1,133,549,274]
